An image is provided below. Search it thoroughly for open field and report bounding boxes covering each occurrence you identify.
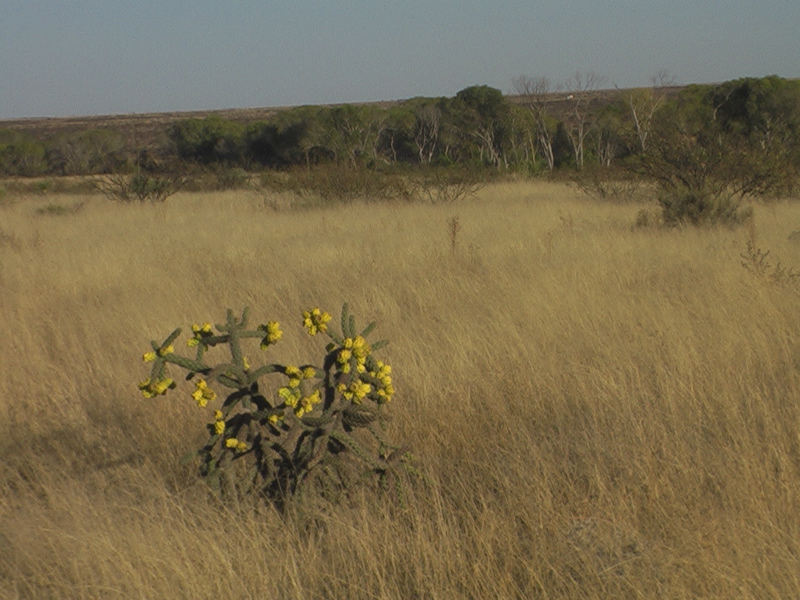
[1,181,800,598]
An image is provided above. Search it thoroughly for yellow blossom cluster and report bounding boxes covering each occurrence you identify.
[302,308,332,336]
[187,323,214,347]
[278,385,301,408]
[191,379,217,407]
[212,409,225,435]
[278,385,322,417]
[337,380,372,404]
[295,389,322,418]
[143,344,174,362]
[336,336,371,373]
[138,377,176,398]
[284,365,316,388]
[371,360,395,402]
[258,321,283,349]
[225,438,248,452]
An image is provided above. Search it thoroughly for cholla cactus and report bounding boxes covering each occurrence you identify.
[138,304,416,508]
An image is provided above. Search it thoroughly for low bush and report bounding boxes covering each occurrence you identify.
[94,172,185,203]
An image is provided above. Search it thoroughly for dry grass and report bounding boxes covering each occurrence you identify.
[1,182,800,599]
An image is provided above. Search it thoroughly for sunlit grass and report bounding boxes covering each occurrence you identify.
[1,183,800,598]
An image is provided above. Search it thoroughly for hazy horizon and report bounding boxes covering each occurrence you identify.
[1,1,798,120]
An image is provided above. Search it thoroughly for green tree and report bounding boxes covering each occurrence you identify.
[0,130,48,176]
[633,77,800,224]
[402,97,446,165]
[168,116,246,165]
[512,76,558,171]
[48,128,127,175]
[377,104,416,164]
[563,71,605,170]
[453,85,511,167]
[320,104,388,167]
[271,105,334,167]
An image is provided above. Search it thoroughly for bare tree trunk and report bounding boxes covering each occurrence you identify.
[513,76,562,172]
[564,71,605,171]
[626,70,674,153]
[413,105,441,165]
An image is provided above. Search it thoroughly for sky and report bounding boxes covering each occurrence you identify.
[1,1,798,120]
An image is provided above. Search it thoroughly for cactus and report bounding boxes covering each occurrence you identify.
[139,305,416,509]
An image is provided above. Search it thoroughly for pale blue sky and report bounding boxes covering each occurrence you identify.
[1,1,797,119]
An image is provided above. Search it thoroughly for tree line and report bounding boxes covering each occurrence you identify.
[1,76,798,199]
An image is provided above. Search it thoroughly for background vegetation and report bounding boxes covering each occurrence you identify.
[2,76,798,223]
[1,181,800,598]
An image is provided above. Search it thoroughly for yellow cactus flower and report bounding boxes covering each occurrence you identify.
[142,351,157,363]
[337,349,352,364]
[236,441,248,453]
[225,438,239,449]
[188,323,214,347]
[268,412,284,425]
[295,389,322,417]
[192,379,216,407]
[352,381,371,401]
[376,374,395,401]
[266,321,282,341]
[259,321,283,349]
[302,308,332,336]
[214,420,225,435]
[139,377,176,398]
[337,381,370,403]
[377,362,392,377]
[157,345,174,357]
[285,365,301,388]
[302,366,316,379]
[352,337,370,360]
[153,378,175,395]
[278,386,301,408]
[370,361,394,402]
[214,410,223,420]
[138,379,156,398]
[307,389,321,405]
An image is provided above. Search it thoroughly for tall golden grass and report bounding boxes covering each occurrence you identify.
[1,182,800,599]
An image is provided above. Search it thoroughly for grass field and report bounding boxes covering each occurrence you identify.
[1,181,800,599]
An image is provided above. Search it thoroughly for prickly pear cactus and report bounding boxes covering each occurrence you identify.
[139,304,417,508]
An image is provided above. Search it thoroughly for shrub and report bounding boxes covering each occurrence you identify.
[259,165,413,204]
[740,239,800,286]
[139,305,417,510]
[410,167,486,205]
[213,167,251,190]
[572,166,645,203]
[657,186,752,226]
[632,207,663,230]
[94,172,185,203]
[34,201,86,216]
[632,79,800,225]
